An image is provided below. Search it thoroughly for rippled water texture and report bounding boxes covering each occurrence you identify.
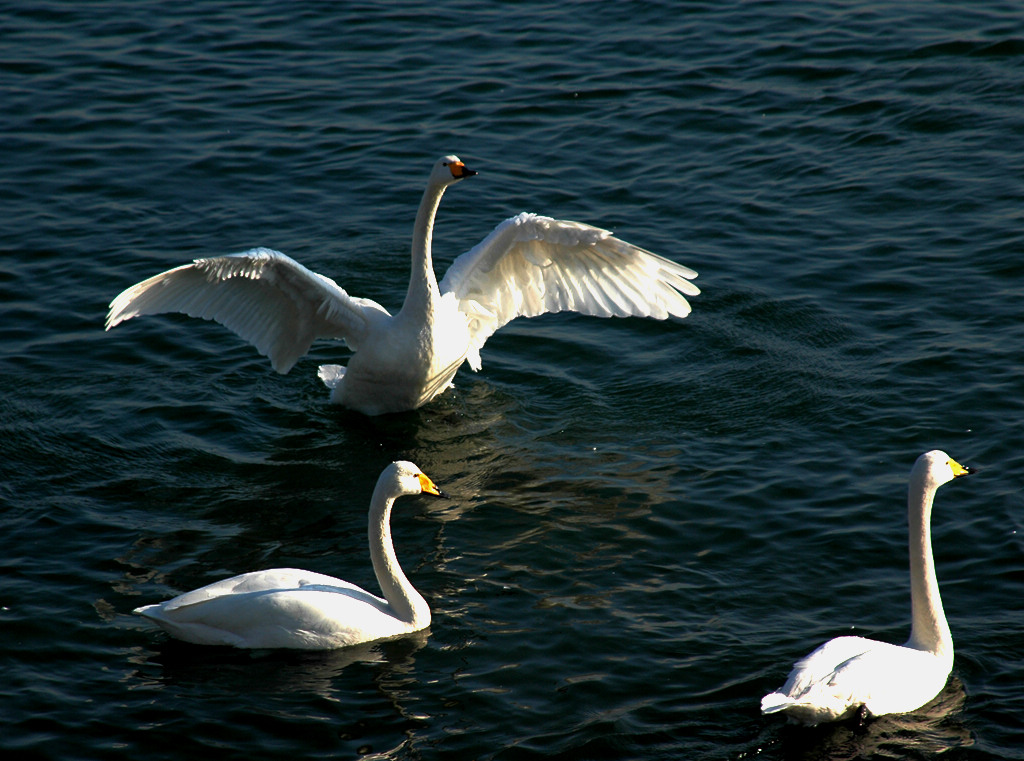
[3,2,1024,759]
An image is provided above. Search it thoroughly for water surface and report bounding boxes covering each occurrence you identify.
[3,2,1024,759]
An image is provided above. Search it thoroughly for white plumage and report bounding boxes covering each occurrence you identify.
[106,155,699,415]
[761,450,974,725]
[134,461,446,650]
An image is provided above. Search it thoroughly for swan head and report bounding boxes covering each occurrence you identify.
[913,450,973,489]
[431,155,477,187]
[381,460,449,500]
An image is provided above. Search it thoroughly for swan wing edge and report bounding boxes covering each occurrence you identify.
[439,212,699,361]
[106,248,389,373]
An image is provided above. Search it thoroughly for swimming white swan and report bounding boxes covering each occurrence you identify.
[134,461,446,649]
[105,155,699,415]
[760,450,974,725]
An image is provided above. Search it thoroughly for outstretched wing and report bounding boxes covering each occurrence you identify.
[106,248,390,373]
[438,213,699,369]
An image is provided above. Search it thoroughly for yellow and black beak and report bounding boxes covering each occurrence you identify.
[448,160,477,180]
[949,457,973,478]
[417,473,449,498]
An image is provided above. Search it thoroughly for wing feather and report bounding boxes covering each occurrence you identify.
[106,248,389,373]
[439,213,699,359]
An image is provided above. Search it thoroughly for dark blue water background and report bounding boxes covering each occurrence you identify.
[3,2,1024,759]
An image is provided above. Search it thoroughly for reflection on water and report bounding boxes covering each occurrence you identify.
[766,677,972,760]
[126,630,430,698]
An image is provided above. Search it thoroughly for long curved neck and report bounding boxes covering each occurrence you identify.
[399,179,447,319]
[368,489,430,627]
[906,473,952,657]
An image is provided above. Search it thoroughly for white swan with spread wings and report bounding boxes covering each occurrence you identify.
[106,155,699,415]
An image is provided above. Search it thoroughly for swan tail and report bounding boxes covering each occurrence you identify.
[760,692,796,715]
[318,364,346,389]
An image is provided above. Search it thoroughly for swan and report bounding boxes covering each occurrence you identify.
[760,450,974,725]
[105,155,699,415]
[133,461,446,649]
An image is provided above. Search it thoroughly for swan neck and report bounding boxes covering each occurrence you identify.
[906,472,952,657]
[401,178,447,316]
[368,488,429,626]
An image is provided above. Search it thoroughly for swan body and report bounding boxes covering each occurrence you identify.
[106,155,699,415]
[134,461,446,649]
[761,450,973,725]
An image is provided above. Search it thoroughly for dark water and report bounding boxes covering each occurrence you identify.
[3,1,1024,759]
